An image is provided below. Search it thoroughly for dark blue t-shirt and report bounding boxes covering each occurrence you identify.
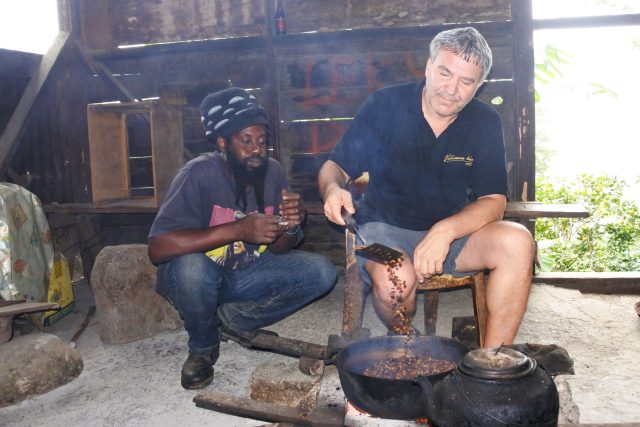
[149,152,290,269]
[329,80,508,231]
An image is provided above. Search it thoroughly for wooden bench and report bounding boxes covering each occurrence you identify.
[503,202,588,220]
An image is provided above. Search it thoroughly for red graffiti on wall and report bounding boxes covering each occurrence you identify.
[292,51,426,154]
[306,121,349,154]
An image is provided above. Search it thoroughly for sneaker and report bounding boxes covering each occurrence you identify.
[181,352,214,390]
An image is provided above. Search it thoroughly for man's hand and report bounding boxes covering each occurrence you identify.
[279,189,305,231]
[412,195,506,281]
[413,225,455,282]
[237,213,286,244]
[318,160,353,226]
[323,187,355,226]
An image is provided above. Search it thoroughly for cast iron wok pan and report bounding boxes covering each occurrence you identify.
[328,335,467,420]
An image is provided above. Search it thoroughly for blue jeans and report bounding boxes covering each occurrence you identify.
[156,250,337,357]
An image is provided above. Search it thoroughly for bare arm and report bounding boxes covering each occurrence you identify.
[317,160,354,225]
[413,194,506,280]
[148,213,285,264]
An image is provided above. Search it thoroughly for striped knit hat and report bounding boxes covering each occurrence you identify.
[199,87,268,143]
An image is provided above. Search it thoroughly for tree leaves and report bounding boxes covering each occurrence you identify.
[535,174,640,272]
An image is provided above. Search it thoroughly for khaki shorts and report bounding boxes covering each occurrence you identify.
[355,221,474,292]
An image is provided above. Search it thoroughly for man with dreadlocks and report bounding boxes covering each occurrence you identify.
[148,87,337,390]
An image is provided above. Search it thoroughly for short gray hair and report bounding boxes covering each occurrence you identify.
[429,27,493,81]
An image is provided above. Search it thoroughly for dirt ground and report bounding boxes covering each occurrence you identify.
[0,273,639,426]
[513,285,640,423]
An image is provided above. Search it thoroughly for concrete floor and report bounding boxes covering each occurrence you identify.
[1,269,639,426]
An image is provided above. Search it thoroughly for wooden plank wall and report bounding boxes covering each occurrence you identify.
[3,41,96,204]
[0,49,41,137]
[275,27,516,203]
[4,0,518,203]
[95,43,270,157]
[0,0,521,265]
[79,0,266,50]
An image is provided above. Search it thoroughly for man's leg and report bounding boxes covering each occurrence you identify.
[454,220,535,347]
[365,253,419,330]
[156,253,224,389]
[354,222,425,331]
[218,250,337,333]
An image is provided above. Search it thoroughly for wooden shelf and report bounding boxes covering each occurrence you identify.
[44,202,158,214]
[87,99,184,208]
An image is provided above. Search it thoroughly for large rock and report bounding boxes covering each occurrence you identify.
[0,333,83,407]
[90,244,182,344]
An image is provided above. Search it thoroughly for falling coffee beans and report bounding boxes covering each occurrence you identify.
[384,257,414,336]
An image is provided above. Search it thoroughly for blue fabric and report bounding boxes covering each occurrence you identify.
[354,221,474,294]
[155,250,337,354]
[329,80,508,231]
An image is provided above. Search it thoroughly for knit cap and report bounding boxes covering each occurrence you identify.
[200,87,268,143]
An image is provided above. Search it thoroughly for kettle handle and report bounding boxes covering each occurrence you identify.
[415,376,438,421]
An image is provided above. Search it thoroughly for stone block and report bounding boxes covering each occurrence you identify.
[250,361,321,407]
[0,333,83,407]
[90,244,182,344]
[555,376,580,425]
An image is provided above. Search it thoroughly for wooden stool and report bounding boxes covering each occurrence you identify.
[342,229,487,347]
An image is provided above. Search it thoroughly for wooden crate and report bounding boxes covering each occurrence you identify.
[87,100,184,208]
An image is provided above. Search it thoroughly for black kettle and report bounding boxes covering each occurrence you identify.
[423,346,560,426]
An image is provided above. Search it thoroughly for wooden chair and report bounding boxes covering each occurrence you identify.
[342,228,487,347]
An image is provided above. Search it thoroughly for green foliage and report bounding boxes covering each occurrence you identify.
[534,45,572,101]
[535,174,640,272]
[534,45,571,83]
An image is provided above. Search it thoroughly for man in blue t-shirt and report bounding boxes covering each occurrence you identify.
[149,87,337,390]
[318,27,534,347]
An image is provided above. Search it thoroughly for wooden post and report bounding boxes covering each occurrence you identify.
[264,0,283,163]
[511,0,535,203]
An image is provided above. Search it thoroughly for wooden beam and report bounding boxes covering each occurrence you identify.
[0,31,70,176]
[76,41,138,102]
[504,202,588,219]
[533,13,640,30]
[43,202,157,214]
[193,390,343,426]
[0,301,59,317]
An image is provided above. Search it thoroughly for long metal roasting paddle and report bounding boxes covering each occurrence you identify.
[341,210,403,264]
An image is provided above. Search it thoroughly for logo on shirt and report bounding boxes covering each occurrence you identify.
[444,154,474,167]
[206,205,274,269]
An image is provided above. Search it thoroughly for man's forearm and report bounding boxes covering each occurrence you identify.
[148,223,240,264]
[317,160,349,201]
[432,194,506,241]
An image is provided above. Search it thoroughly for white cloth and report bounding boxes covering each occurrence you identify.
[0,183,53,302]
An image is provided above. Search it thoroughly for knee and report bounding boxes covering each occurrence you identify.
[309,254,338,293]
[370,264,416,306]
[497,222,535,261]
[171,253,222,294]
